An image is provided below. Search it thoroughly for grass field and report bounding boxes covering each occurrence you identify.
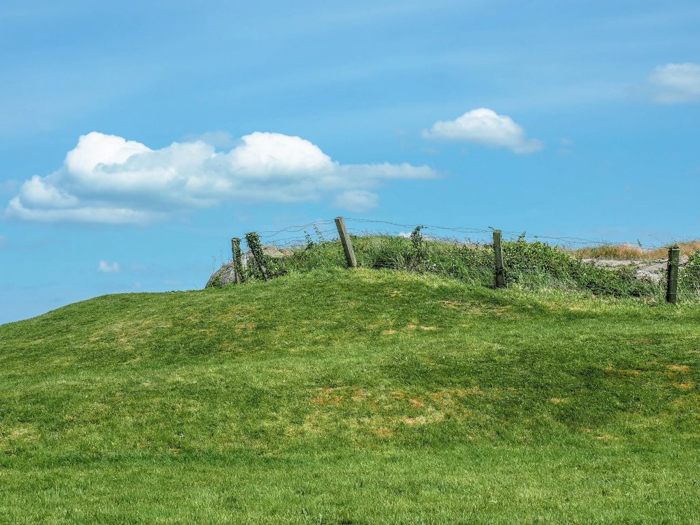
[1,268,699,523]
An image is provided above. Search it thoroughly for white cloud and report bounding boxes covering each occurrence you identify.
[422,108,543,154]
[332,190,379,213]
[648,63,700,103]
[5,131,436,224]
[98,260,120,273]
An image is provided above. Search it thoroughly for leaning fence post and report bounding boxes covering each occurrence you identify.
[231,237,243,284]
[666,245,680,304]
[493,230,506,288]
[245,232,269,281]
[335,216,357,268]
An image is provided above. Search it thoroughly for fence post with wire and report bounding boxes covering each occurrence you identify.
[335,216,357,268]
[493,230,506,288]
[213,217,697,304]
[666,246,680,304]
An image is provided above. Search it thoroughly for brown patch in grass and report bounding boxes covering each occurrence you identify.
[381,329,397,335]
[235,322,256,330]
[0,427,39,445]
[420,326,438,331]
[431,387,483,402]
[668,365,690,373]
[311,387,344,406]
[550,397,565,404]
[370,427,394,437]
[440,300,463,309]
[402,416,427,425]
[673,382,693,390]
[351,388,368,403]
[409,398,425,408]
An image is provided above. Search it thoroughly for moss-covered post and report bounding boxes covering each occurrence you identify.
[493,230,506,288]
[231,237,243,284]
[245,232,269,281]
[666,245,680,304]
[335,216,357,268]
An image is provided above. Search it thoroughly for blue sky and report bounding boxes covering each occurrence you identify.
[1,0,699,324]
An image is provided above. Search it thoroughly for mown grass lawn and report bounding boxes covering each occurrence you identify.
[1,268,699,524]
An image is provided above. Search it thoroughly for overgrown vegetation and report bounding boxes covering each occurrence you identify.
[1,269,700,523]
[233,230,700,302]
[574,240,700,260]
[681,249,700,293]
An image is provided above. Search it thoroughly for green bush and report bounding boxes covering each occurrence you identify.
[681,250,700,294]
[236,234,671,300]
[503,239,656,298]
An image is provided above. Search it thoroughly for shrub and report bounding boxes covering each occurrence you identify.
[228,233,670,300]
[681,250,700,294]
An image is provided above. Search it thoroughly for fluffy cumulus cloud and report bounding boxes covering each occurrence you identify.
[423,108,543,154]
[5,131,436,224]
[647,63,700,103]
[98,260,120,273]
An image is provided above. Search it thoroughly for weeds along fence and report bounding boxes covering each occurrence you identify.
[207,217,700,304]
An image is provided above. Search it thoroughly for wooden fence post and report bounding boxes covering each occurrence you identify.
[335,216,357,268]
[666,245,680,304]
[245,232,269,281]
[493,230,506,288]
[231,237,243,284]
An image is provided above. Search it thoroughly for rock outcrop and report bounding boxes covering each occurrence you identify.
[205,246,294,288]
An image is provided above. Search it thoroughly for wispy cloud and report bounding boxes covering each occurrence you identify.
[98,260,120,273]
[5,131,436,224]
[332,190,379,213]
[422,108,543,154]
[647,63,700,103]
[0,235,6,248]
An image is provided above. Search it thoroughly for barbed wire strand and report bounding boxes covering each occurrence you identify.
[245,217,688,252]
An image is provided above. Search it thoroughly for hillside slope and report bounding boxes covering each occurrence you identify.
[1,269,699,524]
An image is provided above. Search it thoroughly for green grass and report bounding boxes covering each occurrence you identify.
[1,268,699,523]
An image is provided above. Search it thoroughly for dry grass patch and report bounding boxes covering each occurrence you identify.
[574,240,700,260]
[673,382,693,390]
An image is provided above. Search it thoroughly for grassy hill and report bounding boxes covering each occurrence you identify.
[1,268,699,524]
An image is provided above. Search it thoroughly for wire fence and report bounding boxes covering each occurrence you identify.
[256,217,687,252]
[207,217,700,303]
